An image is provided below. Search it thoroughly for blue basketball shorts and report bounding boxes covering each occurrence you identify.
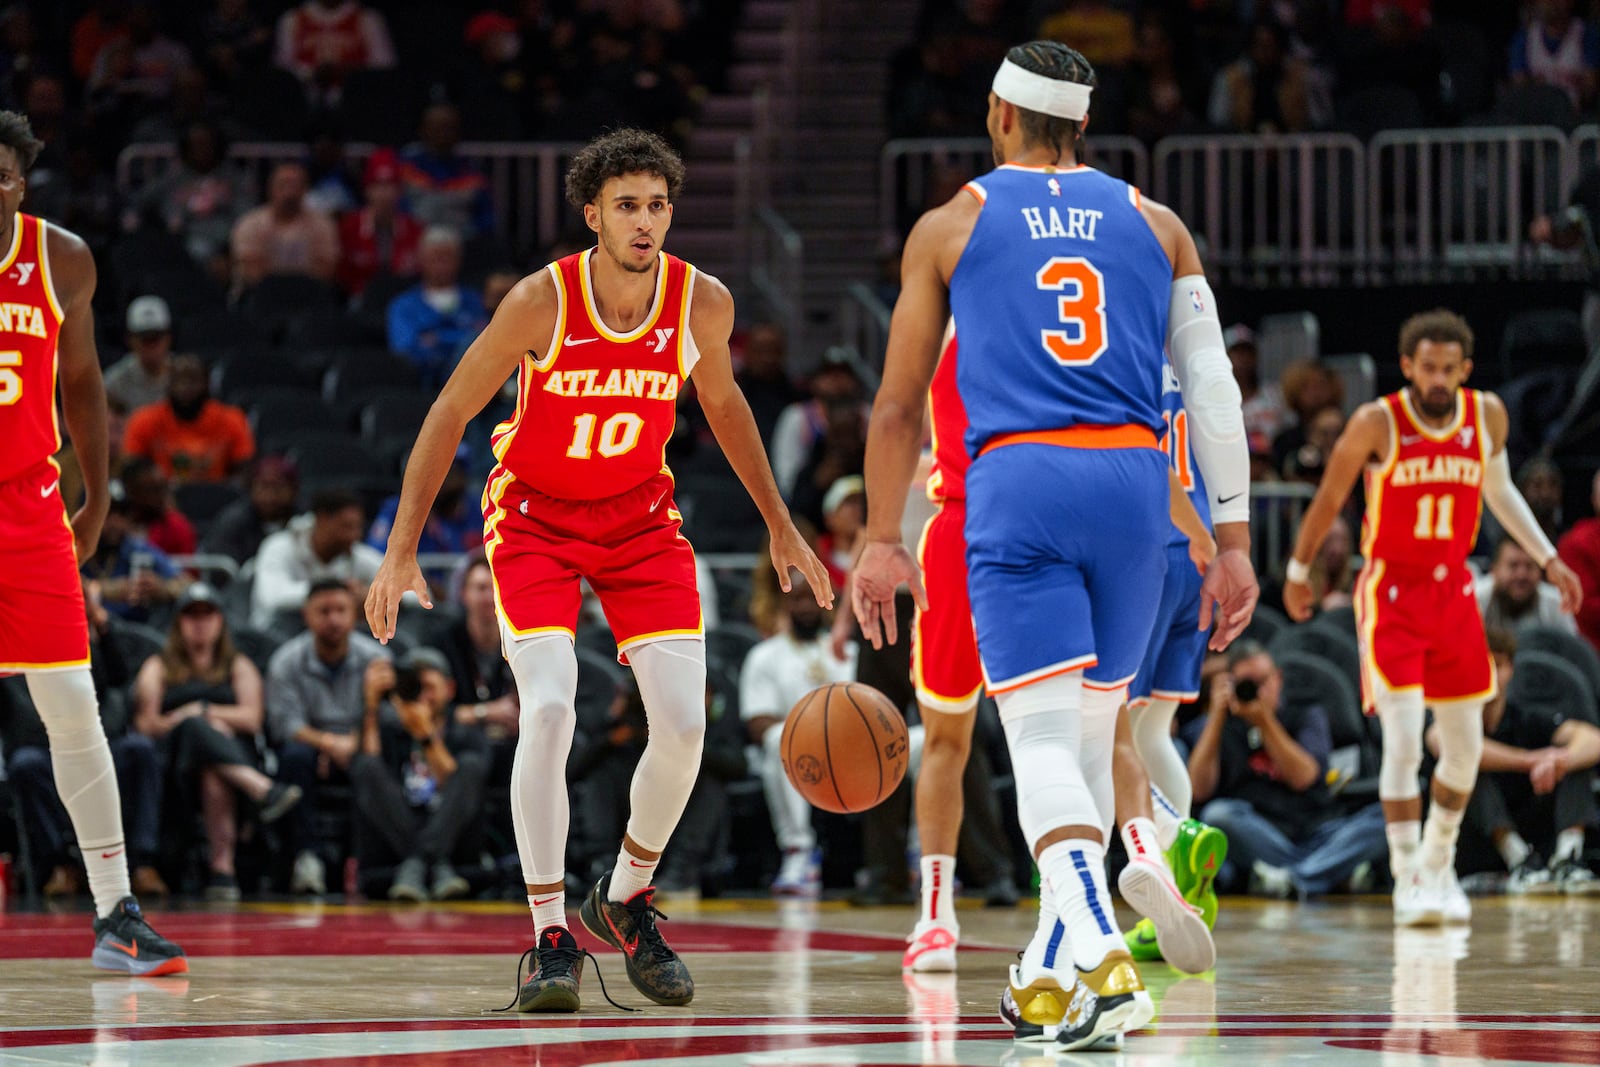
[1129,540,1212,705]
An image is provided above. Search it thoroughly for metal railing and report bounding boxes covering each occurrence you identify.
[751,205,805,356]
[839,281,892,371]
[1250,482,1317,577]
[116,140,584,258]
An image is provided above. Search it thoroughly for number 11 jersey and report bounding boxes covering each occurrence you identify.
[491,247,699,501]
[1361,388,1488,572]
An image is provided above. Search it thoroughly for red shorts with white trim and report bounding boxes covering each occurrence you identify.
[1355,559,1495,710]
[483,468,701,662]
[0,461,90,672]
[912,501,982,713]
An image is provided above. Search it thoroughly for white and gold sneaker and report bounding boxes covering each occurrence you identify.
[1054,949,1154,1052]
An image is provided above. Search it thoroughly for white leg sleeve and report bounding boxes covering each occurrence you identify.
[1079,685,1124,841]
[26,669,130,916]
[505,633,578,885]
[623,639,707,853]
[1428,699,1484,796]
[1374,688,1426,802]
[998,674,1098,850]
[761,721,815,850]
[1131,697,1191,821]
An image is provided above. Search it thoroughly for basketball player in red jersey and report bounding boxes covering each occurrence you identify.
[0,112,186,974]
[1286,309,1581,927]
[365,129,831,1012]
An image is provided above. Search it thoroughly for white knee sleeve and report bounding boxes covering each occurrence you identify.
[1429,700,1484,796]
[1374,689,1425,802]
[505,633,578,885]
[998,675,1098,849]
[1131,697,1191,820]
[1079,685,1124,840]
[624,639,707,853]
[26,669,123,851]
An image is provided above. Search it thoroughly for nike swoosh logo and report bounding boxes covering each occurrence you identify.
[40,480,58,498]
[1218,492,1244,505]
[629,859,652,868]
[532,895,563,906]
[101,848,124,860]
[110,940,138,958]
[648,492,668,514]
[563,334,598,346]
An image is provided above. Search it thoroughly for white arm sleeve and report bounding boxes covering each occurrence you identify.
[1167,275,1250,524]
[1482,449,1557,567]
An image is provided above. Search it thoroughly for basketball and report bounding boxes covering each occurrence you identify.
[780,682,909,814]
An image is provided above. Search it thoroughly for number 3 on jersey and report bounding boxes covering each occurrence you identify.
[1036,257,1107,366]
[566,412,644,460]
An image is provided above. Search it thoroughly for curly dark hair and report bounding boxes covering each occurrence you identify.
[0,110,43,172]
[564,128,686,210]
[1398,308,1474,361]
[1004,41,1097,161]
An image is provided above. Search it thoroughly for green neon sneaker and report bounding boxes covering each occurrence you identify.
[1170,819,1227,929]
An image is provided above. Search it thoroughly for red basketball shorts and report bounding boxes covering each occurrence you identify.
[912,500,982,713]
[0,460,90,673]
[1354,559,1495,710]
[483,469,701,663]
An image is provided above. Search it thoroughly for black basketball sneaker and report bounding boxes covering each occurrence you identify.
[579,871,694,1005]
[92,897,189,976]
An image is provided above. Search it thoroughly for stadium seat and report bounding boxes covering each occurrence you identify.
[1434,19,1495,119]
[1274,649,1375,806]
[1508,649,1598,726]
[1335,85,1425,141]
[359,390,435,448]
[335,69,423,146]
[1490,82,1578,132]
[173,481,245,529]
[212,355,314,402]
[1498,309,1586,381]
[1269,624,1363,697]
[706,621,764,675]
[284,307,386,351]
[575,645,628,732]
[1514,625,1600,711]
[323,352,422,421]
[1311,604,1357,644]
[1500,368,1576,459]
[230,626,279,676]
[230,66,309,139]
[1241,603,1289,647]
[104,621,166,675]
[274,429,392,493]
[678,474,765,552]
[241,386,338,445]
[236,276,343,344]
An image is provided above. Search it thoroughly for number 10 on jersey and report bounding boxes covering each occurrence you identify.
[566,412,644,459]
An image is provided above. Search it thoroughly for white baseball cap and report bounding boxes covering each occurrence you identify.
[126,295,171,334]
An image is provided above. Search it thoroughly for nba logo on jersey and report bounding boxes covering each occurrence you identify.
[1047,178,1061,197]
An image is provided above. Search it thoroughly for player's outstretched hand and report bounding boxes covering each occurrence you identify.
[851,539,927,650]
[1283,576,1315,623]
[1199,548,1258,650]
[1547,556,1584,617]
[770,520,835,609]
[365,555,433,643]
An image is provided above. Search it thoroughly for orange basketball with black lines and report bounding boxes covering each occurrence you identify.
[780,682,909,814]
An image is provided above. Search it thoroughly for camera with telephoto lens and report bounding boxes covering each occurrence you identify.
[389,665,424,703]
[1232,677,1259,703]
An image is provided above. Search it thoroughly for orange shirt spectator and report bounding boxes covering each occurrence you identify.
[123,355,255,483]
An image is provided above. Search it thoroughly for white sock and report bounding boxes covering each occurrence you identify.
[1421,804,1464,872]
[1149,785,1183,851]
[1387,819,1421,880]
[610,843,657,902]
[920,854,957,926]
[1497,831,1531,871]
[528,891,566,936]
[1040,838,1124,972]
[1121,816,1163,865]
[1020,874,1067,981]
[1554,827,1585,864]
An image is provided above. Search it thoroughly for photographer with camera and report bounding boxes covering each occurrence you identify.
[1187,641,1387,899]
[350,647,489,902]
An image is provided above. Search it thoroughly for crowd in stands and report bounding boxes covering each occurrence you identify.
[892,2,1591,143]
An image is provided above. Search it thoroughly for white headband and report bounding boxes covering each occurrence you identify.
[992,58,1091,121]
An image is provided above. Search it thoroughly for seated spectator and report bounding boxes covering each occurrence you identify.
[439,552,518,743]
[120,456,197,557]
[109,3,191,110]
[230,160,339,290]
[132,582,301,900]
[336,147,421,297]
[274,0,394,107]
[80,480,183,624]
[1476,538,1577,635]
[123,353,255,484]
[1482,457,1566,557]
[72,0,129,84]
[266,578,387,894]
[386,227,486,387]
[1126,13,1204,144]
[1510,0,1600,112]
[1306,514,1356,614]
[1226,324,1286,456]
[739,577,857,895]
[201,455,300,564]
[103,296,173,414]
[251,489,383,629]
[1280,405,1344,485]
[351,648,487,901]
[399,103,495,238]
[24,136,120,259]
[1187,641,1388,898]
[1559,469,1600,653]
[735,322,802,447]
[817,475,864,594]
[1207,20,1319,133]
[1437,629,1600,895]
[1,577,165,900]
[1270,360,1344,476]
[128,119,254,276]
[770,351,870,501]
[368,445,482,557]
[303,125,360,216]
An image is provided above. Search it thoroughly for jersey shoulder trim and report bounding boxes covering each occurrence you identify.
[35,217,64,324]
[530,261,564,372]
[679,263,700,380]
[961,180,987,205]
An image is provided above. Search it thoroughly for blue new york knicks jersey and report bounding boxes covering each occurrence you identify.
[1159,361,1210,546]
[950,164,1173,458]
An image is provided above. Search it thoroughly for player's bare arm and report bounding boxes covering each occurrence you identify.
[49,225,109,562]
[1284,402,1389,621]
[1480,391,1583,615]
[854,194,975,648]
[1169,467,1215,574]
[365,271,555,641]
[687,271,832,607]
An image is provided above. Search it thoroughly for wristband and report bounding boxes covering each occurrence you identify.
[1286,558,1311,585]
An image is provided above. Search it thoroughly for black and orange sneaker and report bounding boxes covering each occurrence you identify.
[517,927,583,1013]
[579,871,694,1006]
[91,897,188,977]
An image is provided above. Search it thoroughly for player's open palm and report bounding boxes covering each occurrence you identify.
[851,540,926,650]
[770,521,835,609]
[1200,548,1259,650]
[365,556,433,644]
[1547,557,1584,617]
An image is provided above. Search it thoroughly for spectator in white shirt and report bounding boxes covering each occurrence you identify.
[251,489,383,628]
[739,577,856,895]
[1477,538,1578,635]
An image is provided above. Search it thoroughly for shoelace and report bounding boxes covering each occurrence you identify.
[486,946,636,1014]
[627,899,674,967]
